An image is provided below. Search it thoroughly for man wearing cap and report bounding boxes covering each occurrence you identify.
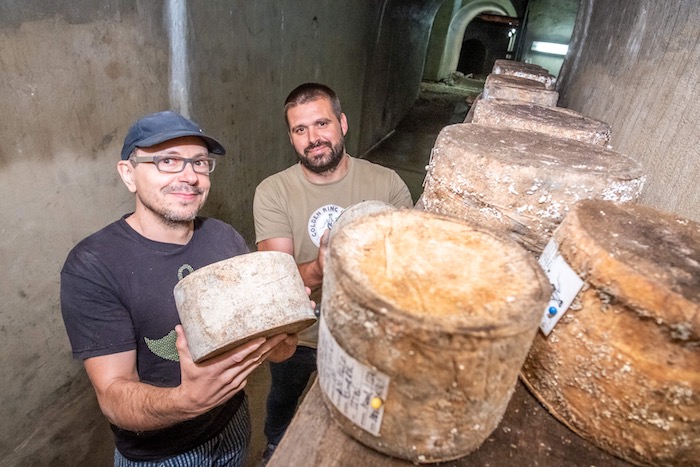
[60,111,297,466]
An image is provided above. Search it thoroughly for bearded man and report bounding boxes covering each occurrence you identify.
[253,83,413,464]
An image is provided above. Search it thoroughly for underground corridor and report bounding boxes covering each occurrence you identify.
[1,1,698,466]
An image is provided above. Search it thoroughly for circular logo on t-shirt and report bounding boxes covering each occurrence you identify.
[308,204,344,247]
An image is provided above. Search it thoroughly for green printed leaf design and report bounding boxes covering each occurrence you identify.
[144,329,180,362]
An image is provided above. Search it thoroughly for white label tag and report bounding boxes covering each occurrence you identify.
[538,239,585,336]
[317,316,390,436]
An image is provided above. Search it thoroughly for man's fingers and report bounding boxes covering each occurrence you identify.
[283,334,298,346]
[175,325,194,361]
[203,337,267,367]
[225,334,297,393]
[228,368,252,393]
[263,333,289,348]
[224,345,285,395]
[213,333,288,372]
[243,333,292,365]
[320,229,330,246]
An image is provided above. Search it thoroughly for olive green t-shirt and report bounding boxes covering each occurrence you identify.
[253,156,413,347]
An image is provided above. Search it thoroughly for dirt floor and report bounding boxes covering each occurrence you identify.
[361,77,484,203]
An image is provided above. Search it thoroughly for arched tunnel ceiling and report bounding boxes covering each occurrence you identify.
[425,0,519,81]
[444,1,517,78]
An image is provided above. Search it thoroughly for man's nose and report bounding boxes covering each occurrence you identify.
[307,126,320,144]
[178,161,199,183]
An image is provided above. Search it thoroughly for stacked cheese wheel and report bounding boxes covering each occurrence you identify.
[521,199,700,466]
[318,209,549,463]
[420,59,645,255]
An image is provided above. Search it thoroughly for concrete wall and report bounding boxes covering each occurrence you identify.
[357,1,443,154]
[520,0,579,76]
[1,2,168,465]
[558,0,700,222]
[0,1,439,464]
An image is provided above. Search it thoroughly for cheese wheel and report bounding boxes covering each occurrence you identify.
[318,209,549,463]
[483,74,559,107]
[329,200,395,242]
[521,199,700,466]
[471,98,612,146]
[463,92,482,123]
[492,59,557,90]
[419,124,645,254]
[174,251,316,362]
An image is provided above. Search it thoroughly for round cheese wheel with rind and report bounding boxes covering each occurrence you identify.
[419,124,645,254]
[521,199,700,466]
[472,98,612,146]
[319,209,550,463]
[483,74,559,107]
[173,251,316,362]
[492,59,557,90]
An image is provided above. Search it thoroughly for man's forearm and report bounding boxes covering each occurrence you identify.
[97,378,203,432]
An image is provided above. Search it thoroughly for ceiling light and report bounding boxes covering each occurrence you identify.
[531,41,569,56]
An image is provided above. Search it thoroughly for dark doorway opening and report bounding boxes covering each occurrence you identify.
[457,39,487,77]
[456,14,519,79]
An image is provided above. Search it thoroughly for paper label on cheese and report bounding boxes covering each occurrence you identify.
[538,238,584,336]
[317,316,390,436]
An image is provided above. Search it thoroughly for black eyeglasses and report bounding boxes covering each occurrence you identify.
[130,155,216,174]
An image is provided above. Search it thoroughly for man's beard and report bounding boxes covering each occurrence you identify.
[298,136,345,174]
[139,185,206,226]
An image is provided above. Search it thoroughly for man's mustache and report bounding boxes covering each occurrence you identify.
[305,141,332,154]
[163,185,205,195]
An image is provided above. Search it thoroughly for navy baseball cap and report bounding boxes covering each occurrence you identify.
[121,111,226,160]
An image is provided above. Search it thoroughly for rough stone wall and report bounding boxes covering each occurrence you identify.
[558,0,700,222]
[0,1,438,464]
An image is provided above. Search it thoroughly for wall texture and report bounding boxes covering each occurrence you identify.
[520,0,579,76]
[357,1,443,154]
[0,2,169,465]
[186,0,379,241]
[458,18,513,76]
[558,0,700,222]
[0,1,440,464]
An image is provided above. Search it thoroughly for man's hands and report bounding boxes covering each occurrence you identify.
[84,326,297,432]
[174,325,288,415]
[295,229,330,288]
[265,333,299,363]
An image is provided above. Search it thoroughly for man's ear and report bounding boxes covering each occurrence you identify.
[340,113,348,136]
[117,160,138,193]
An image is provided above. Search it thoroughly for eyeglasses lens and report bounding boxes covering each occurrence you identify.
[155,157,215,174]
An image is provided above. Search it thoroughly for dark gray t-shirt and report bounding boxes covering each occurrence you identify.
[60,216,249,461]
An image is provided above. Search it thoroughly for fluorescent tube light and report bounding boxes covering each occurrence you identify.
[531,41,569,56]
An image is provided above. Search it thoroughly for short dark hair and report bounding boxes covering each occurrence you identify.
[284,83,343,127]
